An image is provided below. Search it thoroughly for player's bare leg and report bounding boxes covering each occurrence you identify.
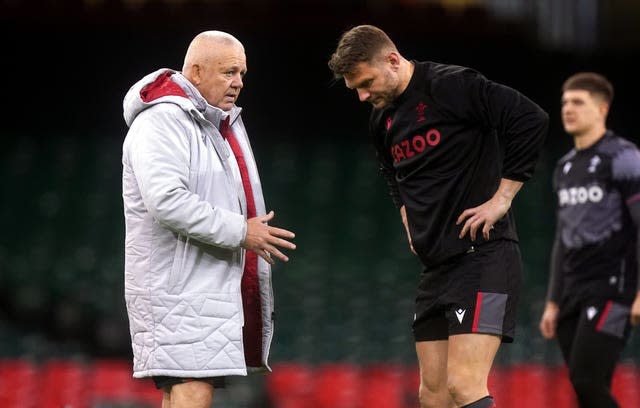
[164,380,215,408]
[416,340,456,408]
[161,387,171,408]
[447,333,500,406]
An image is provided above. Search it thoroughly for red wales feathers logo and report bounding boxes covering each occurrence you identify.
[416,102,427,122]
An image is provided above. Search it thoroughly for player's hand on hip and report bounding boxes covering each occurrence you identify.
[243,211,296,265]
[457,178,521,241]
[456,197,508,241]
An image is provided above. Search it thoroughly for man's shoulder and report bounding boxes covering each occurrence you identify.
[555,148,577,166]
[587,132,640,165]
[601,132,640,153]
[602,133,640,178]
[417,61,479,82]
[136,101,191,122]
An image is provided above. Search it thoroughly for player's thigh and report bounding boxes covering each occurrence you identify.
[556,309,579,364]
[447,333,501,379]
[416,340,449,388]
[568,301,630,379]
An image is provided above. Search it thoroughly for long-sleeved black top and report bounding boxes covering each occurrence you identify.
[370,61,549,268]
[546,131,640,305]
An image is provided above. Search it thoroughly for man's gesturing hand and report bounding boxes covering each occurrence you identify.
[243,210,296,264]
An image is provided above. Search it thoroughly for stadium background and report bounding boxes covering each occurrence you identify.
[1,0,640,406]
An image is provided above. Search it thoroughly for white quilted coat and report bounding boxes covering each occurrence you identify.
[122,69,273,378]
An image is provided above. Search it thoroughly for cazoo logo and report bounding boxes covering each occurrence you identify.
[558,185,604,206]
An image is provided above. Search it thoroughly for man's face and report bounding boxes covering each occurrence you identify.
[561,89,606,137]
[197,43,247,111]
[343,59,400,109]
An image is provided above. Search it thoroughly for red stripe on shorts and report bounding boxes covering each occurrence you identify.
[472,292,483,332]
[596,300,613,332]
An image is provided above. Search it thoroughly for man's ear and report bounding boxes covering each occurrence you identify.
[599,101,610,119]
[387,51,401,71]
[191,64,202,85]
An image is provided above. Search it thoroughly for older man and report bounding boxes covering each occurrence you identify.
[122,31,296,407]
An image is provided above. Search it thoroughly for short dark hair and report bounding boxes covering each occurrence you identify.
[328,25,395,79]
[562,72,614,104]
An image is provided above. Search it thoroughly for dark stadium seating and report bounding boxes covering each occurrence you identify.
[40,359,89,408]
[1,135,640,407]
[0,358,157,408]
[265,362,640,408]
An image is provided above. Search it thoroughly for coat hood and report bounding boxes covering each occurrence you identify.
[122,68,241,128]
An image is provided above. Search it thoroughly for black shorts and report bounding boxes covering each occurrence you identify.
[152,376,226,390]
[412,239,522,343]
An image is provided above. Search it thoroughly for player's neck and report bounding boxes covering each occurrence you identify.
[397,59,415,96]
[573,125,607,150]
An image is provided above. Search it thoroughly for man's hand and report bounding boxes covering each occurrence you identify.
[243,210,296,265]
[539,301,559,339]
[456,178,523,241]
[400,206,417,255]
[631,291,640,326]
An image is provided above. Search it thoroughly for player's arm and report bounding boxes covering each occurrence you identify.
[539,226,565,338]
[437,69,549,239]
[610,145,640,325]
[369,111,414,253]
[456,178,522,241]
[628,200,640,325]
[379,151,415,254]
[432,68,550,183]
[400,205,417,255]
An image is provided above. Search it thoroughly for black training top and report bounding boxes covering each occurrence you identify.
[547,131,640,305]
[369,61,549,268]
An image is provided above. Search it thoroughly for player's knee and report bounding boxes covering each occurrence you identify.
[418,385,431,408]
[446,367,478,403]
[419,377,450,408]
[446,373,464,401]
[420,372,445,395]
[419,379,439,404]
[418,385,451,408]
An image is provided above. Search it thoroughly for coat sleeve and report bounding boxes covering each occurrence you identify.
[432,68,550,182]
[124,105,246,249]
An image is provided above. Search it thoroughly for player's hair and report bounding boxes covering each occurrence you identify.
[328,25,395,79]
[562,72,614,104]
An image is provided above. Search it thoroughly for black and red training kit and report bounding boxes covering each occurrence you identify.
[548,130,640,310]
[547,131,640,408]
[369,61,549,268]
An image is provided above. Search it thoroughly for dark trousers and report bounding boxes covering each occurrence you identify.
[556,302,630,408]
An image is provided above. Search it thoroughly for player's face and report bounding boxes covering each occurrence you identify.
[343,60,400,109]
[197,43,247,111]
[561,89,607,137]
